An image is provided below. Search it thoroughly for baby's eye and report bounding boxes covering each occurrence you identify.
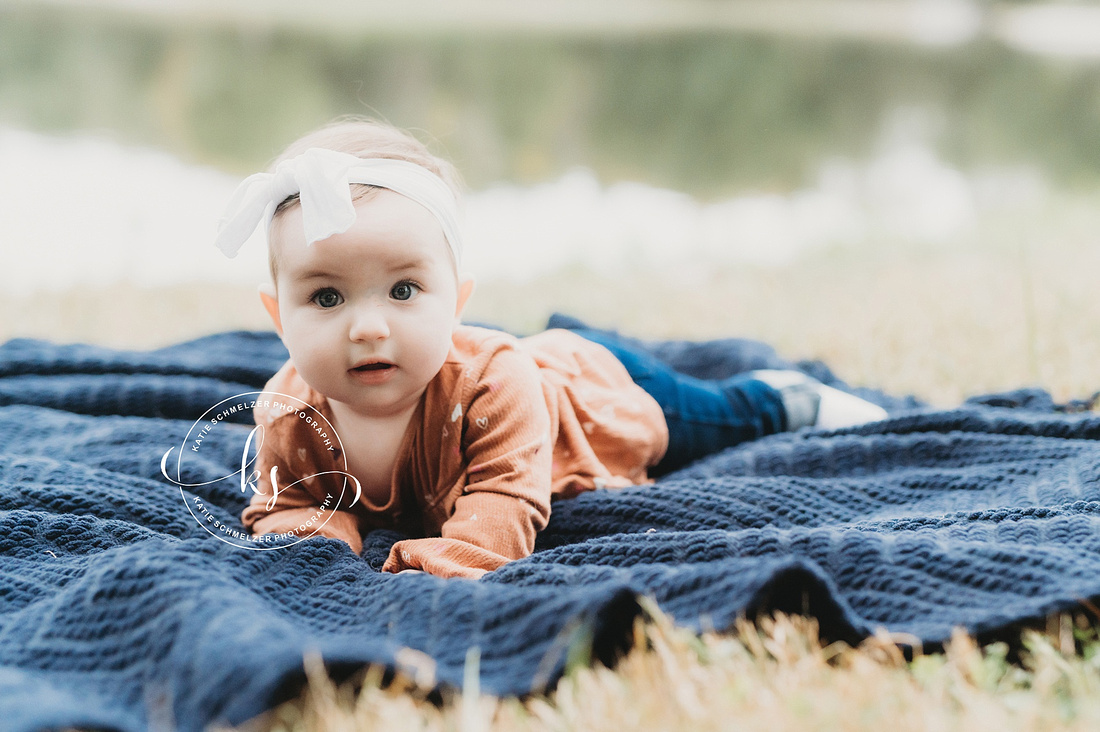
[311,288,343,308]
[390,281,421,302]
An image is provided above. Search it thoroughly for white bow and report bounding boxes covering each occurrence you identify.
[214,147,463,265]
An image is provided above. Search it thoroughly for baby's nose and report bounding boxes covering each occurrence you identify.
[348,304,390,341]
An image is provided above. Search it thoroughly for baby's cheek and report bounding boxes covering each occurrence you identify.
[285,319,324,350]
[283,332,324,377]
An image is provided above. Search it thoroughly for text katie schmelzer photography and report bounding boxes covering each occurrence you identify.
[159,391,362,550]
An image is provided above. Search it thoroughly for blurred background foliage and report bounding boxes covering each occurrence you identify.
[4,1,1100,196]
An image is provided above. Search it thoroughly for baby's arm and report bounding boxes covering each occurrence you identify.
[241,428,364,553]
[382,347,553,579]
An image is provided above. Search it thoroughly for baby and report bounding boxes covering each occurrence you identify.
[215,118,887,579]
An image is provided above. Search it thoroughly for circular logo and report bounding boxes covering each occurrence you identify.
[160,391,361,551]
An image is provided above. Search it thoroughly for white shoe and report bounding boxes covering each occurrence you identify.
[749,369,888,430]
[814,383,888,429]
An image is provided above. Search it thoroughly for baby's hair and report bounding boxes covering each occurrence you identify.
[267,117,463,280]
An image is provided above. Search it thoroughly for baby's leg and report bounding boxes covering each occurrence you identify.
[571,328,784,473]
[571,328,887,474]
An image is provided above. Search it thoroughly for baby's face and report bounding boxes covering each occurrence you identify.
[270,189,460,419]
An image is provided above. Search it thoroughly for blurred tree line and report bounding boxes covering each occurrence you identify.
[2,3,1100,194]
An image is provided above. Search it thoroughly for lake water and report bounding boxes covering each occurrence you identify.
[0,2,1097,293]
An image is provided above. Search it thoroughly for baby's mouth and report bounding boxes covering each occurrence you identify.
[352,362,394,372]
[349,360,397,384]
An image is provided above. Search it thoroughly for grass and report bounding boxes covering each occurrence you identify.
[236,603,1100,732]
[6,216,1098,732]
[463,241,1100,408]
[5,235,1098,407]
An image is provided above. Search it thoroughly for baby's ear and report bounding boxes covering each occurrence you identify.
[258,283,283,336]
[455,277,475,320]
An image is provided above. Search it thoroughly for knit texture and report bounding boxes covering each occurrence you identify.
[1,320,1098,731]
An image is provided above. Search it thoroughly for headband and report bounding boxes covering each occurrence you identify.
[214,147,463,266]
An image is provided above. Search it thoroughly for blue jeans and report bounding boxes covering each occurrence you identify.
[570,328,788,476]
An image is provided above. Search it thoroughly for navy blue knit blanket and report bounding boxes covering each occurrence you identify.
[1,316,1099,731]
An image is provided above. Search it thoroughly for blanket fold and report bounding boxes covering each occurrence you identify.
[0,324,1098,731]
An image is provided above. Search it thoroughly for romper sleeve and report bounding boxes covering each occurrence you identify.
[382,345,554,579]
[242,414,363,554]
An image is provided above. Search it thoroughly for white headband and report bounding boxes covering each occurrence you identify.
[214,147,463,266]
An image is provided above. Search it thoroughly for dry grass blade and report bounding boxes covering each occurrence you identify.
[237,608,1100,732]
